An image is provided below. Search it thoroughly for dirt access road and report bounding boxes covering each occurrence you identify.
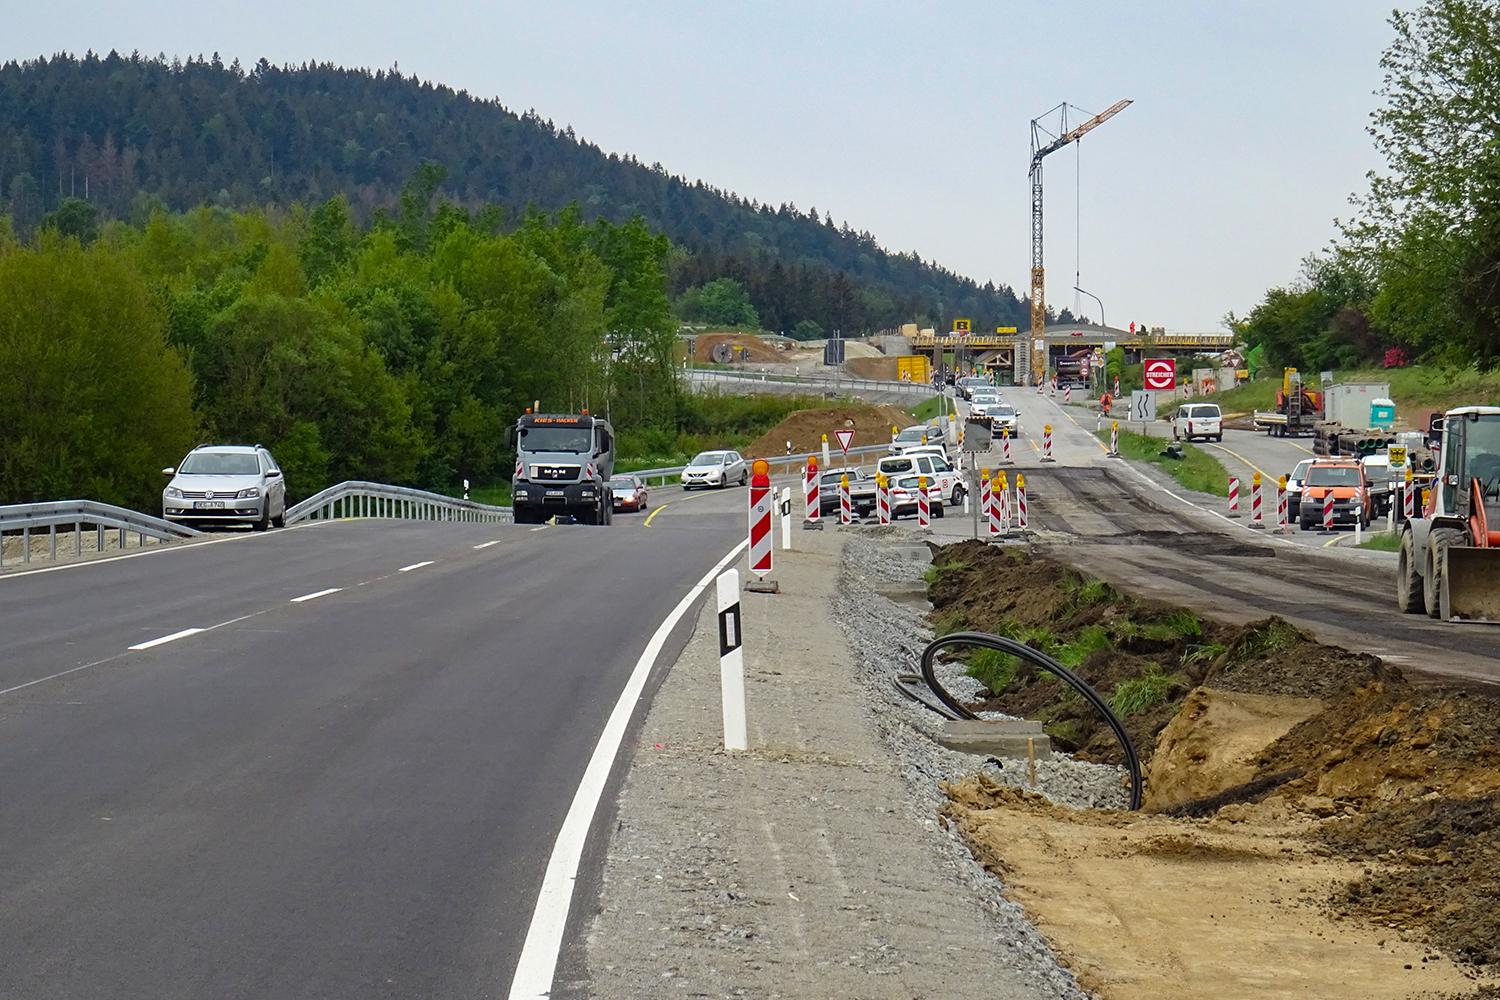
[934,387,1500,687]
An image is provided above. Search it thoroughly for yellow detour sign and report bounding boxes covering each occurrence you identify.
[953,318,972,333]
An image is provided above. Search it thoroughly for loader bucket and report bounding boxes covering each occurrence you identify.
[1441,545,1500,621]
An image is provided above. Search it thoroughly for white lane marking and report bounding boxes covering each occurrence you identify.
[398,561,435,573]
[507,538,750,999]
[127,627,206,651]
[473,540,502,550]
[290,587,342,603]
[0,520,328,583]
[528,526,548,532]
[0,655,126,697]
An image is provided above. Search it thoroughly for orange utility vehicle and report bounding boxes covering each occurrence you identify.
[1297,459,1373,531]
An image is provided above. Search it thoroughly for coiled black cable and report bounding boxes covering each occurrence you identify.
[919,631,1144,810]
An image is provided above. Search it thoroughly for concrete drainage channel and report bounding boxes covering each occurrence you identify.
[831,531,1128,1000]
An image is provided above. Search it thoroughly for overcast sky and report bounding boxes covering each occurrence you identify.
[6,1,1398,331]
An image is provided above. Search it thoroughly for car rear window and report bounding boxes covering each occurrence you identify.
[1185,405,1221,419]
[883,458,915,474]
[1307,466,1361,486]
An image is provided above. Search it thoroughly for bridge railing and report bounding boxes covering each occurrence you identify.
[624,442,916,486]
[684,368,935,396]
[285,481,513,525]
[0,500,203,568]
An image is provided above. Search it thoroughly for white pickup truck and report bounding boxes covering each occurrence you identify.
[875,452,965,506]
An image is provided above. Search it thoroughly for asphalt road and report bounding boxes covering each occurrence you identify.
[0,497,745,999]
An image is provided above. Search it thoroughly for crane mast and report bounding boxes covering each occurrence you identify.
[1027,99,1132,384]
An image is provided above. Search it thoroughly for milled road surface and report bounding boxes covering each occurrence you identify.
[0,501,743,999]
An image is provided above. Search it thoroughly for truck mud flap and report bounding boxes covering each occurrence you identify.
[1442,546,1500,622]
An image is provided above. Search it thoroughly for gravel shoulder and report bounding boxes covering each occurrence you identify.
[582,527,1096,999]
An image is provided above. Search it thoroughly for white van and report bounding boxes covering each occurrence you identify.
[1173,403,1223,443]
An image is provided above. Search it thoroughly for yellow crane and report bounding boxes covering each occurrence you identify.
[1028,99,1132,384]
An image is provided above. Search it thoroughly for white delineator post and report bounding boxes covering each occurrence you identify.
[1276,475,1289,533]
[1227,476,1240,517]
[1355,487,1364,544]
[917,475,930,528]
[1015,473,1028,531]
[1042,425,1054,462]
[1249,472,1264,529]
[821,434,830,471]
[779,486,792,549]
[715,569,747,751]
[839,475,852,526]
[804,457,819,522]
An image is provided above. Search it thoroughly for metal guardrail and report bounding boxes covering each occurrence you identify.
[285,481,513,525]
[0,500,203,567]
[684,368,935,396]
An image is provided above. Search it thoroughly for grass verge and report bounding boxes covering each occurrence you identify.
[1355,530,1403,551]
[1097,427,1229,496]
[1184,364,1500,425]
[909,395,946,422]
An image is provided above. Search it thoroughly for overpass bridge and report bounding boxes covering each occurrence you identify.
[907,324,1235,382]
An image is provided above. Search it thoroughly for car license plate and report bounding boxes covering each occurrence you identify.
[546,490,565,497]
[194,501,225,509]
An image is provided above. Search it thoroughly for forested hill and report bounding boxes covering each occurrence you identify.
[0,52,1030,335]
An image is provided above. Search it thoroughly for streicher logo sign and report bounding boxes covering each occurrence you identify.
[1143,358,1176,391]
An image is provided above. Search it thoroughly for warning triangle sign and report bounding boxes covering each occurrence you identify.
[834,429,855,454]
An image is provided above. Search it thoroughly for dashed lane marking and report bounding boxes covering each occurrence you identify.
[290,588,342,603]
[397,561,435,573]
[127,627,206,651]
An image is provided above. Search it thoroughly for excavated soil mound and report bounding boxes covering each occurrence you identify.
[927,540,1500,976]
[692,332,783,363]
[745,404,917,459]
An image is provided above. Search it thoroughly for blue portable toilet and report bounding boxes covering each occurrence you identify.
[1370,397,1396,429]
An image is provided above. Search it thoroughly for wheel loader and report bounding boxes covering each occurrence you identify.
[1397,406,1500,621]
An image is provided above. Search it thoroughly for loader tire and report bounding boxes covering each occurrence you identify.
[1396,528,1425,615]
[1425,526,1466,621]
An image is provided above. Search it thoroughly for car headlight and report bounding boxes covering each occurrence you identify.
[164,487,183,499]
[236,487,261,499]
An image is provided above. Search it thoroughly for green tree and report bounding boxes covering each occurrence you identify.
[0,236,197,508]
[792,318,824,341]
[41,197,100,244]
[677,277,759,327]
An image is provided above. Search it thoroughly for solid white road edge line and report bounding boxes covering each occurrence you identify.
[127,627,206,651]
[397,561,435,573]
[0,520,328,583]
[506,537,751,999]
[473,540,502,550]
[290,587,342,603]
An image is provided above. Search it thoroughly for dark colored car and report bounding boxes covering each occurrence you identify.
[609,475,650,512]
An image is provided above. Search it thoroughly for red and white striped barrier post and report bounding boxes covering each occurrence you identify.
[1050,376,1057,396]
[1322,490,1335,531]
[876,473,892,525]
[1001,427,1012,464]
[1015,473,1028,531]
[917,475,930,528]
[1249,471,1265,529]
[987,472,1002,538]
[747,460,775,592]
[997,471,1011,534]
[1402,468,1415,521]
[1227,476,1240,517]
[1064,385,1073,405]
[980,470,992,533]
[1036,378,1044,395]
[1041,424,1055,463]
[839,474,852,526]
[804,456,819,522]
[1276,475,1289,533]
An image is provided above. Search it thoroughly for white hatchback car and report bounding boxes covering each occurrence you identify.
[681,450,748,489]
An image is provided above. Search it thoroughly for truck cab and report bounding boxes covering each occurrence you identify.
[510,412,616,525]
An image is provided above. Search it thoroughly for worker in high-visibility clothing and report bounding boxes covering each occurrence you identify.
[1100,391,1113,415]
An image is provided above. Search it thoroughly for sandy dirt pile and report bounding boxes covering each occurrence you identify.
[927,540,1500,996]
[745,404,917,458]
[691,332,783,363]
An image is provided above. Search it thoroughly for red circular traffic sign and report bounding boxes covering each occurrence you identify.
[1143,358,1176,391]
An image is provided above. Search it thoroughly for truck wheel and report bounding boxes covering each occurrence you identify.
[1397,529,1425,614]
[1425,526,1465,620]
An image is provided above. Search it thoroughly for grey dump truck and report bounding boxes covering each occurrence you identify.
[510,412,616,525]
